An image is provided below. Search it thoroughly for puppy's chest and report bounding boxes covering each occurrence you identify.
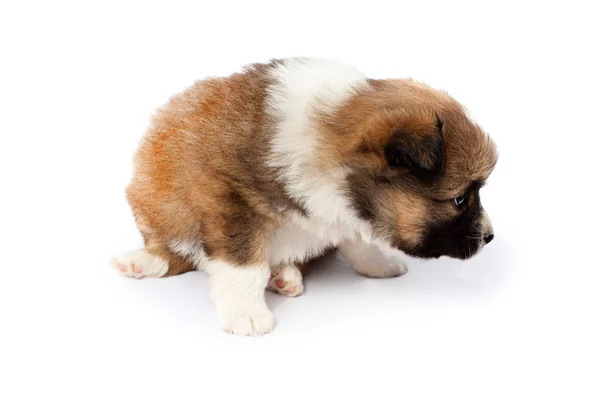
[267,219,353,265]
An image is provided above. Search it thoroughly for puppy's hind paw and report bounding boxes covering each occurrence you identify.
[111,250,168,279]
[267,263,304,297]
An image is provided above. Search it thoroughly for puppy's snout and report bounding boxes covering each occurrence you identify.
[484,234,494,244]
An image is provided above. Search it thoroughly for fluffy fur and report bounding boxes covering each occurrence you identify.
[113,58,498,335]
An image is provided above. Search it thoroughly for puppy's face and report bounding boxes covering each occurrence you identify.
[341,80,498,260]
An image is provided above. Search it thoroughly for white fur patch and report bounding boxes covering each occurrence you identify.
[266,58,373,264]
[111,249,169,279]
[204,261,273,336]
[169,238,207,271]
[267,59,369,222]
[339,239,408,279]
[268,220,356,265]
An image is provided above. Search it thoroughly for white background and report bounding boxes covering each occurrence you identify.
[1,1,599,399]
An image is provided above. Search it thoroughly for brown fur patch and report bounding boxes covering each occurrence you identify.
[126,61,303,268]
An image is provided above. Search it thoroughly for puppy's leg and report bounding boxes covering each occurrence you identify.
[267,263,304,297]
[205,261,274,336]
[338,238,408,278]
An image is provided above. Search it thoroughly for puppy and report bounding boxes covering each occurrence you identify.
[113,58,498,335]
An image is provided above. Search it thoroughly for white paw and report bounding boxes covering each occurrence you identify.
[355,255,408,278]
[111,250,168,279]
[267,263,304,297]
[218,303,275,336]
[340,239,409,279]
[354,260,408,278]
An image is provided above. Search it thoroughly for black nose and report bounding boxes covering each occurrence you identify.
[484,234,494,244]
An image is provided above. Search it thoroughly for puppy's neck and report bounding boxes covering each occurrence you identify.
[265,58,370,235]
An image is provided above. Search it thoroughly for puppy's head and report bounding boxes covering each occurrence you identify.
[338,79,498,259]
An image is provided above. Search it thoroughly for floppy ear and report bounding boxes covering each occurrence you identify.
[384,118,444,183]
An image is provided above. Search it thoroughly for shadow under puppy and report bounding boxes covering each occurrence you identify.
[113,58,498,335]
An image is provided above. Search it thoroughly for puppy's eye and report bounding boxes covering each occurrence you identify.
[453,196,466,207]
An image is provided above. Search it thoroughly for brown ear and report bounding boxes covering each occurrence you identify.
[384,119,444,183]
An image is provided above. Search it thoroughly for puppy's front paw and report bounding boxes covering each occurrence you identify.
[340,240,409,279]
[354,254,408,278]
[218,303,274,336]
